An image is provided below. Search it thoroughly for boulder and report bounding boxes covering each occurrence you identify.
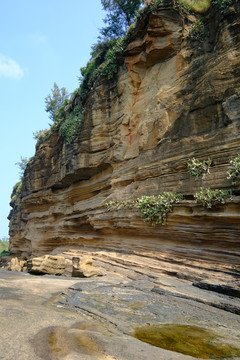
[27,255,67,275]
[72,257,104,278]
[8,257,22,272]
[7,257,27,272]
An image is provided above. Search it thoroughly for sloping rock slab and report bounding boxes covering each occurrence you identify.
[54,274,240,346]
[192,280,240,298]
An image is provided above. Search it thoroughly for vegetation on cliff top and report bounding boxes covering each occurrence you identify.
[10,157,30,208]
[15,157,29,180]
[33,0,233,147]
[11,181,22,202]
[99,0,144,38]
[45,83,69,122]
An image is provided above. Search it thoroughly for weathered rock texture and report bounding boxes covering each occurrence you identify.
[5,254,104,278]
[27,255,67,275]
[9,1,240,282]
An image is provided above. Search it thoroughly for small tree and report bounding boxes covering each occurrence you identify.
[100,0,144,38]
[15,157,29,179]
[45,82,69,122]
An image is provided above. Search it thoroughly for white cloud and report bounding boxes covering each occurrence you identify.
[0,53,24,80]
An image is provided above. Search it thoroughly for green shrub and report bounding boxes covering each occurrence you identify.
[77,0,212,104]
[11,181,22,204]
[106,192,183,225]
[33,129,51,147]
[227,154,240,185]
[194,187,232,208]
[0,239,9,254]
[79,35,130,100]
[0,250,10,258]
[15,157,29,180]
[136,193,183,225]
[98,37,125,79]
[187,158,212,179]
[45,82,69,122]
[188,17,209,41]
[59,103,83,144]
[34,0,233,148]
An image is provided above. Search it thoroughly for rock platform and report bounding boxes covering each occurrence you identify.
[0,248,240,360]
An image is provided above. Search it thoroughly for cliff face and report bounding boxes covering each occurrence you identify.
[9,2,240,277]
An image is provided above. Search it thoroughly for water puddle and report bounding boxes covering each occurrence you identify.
[133,324,240,359]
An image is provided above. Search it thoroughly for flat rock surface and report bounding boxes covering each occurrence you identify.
[0,267,240,360]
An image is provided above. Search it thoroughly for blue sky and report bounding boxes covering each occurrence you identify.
[0,1,105,238]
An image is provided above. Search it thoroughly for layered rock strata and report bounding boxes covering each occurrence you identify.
[9,1,240,283]
[5,255,104,278]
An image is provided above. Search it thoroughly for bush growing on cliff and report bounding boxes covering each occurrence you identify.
[187,158,212,179]
[79,38,119,98]
[59,103,83,144]
[106,192,183,225]
[136,193,183,225]
[79,38,118,98]
[33,129,51,147]
[78,0,212,103]
[78,0,145,97]
[36,0,233,147]
[10,181,22,204]
[227,154,240,185]
[15,156,29,179]
[194,187,232,208]
[188,17,209,41]
[79,30,139,102]
[99,36,130,77]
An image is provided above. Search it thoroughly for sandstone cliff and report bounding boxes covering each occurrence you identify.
[9,1,240,282]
